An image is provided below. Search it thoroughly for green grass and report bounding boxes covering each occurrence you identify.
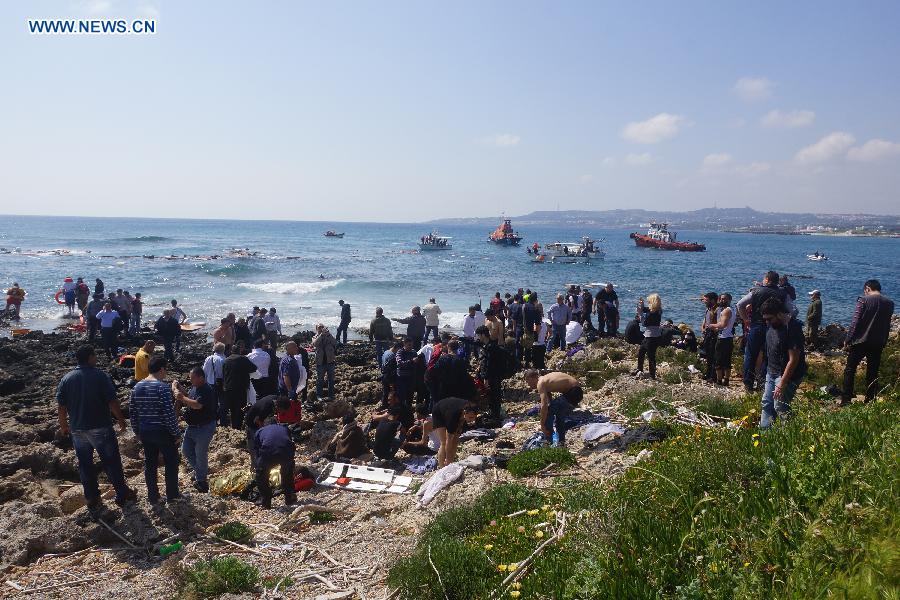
[181,556,260,598]
[213,521,253,544]
[566,353,631,390]
[261,575,294,590]
[389,398,900,599]
[506,447,576,477]
[309,510,337,525]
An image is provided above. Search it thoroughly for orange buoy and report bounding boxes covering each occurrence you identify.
[54,290,65,304]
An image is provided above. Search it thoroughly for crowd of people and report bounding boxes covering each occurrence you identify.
[50,271,894,519]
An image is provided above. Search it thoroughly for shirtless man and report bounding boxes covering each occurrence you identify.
[484,308,504,343]
[524,370,583,446]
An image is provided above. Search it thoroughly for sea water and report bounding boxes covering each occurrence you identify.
[1,215,898,336]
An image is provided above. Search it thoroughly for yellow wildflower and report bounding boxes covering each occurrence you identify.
[808,445,815,453]
[510,592,521,599]
[753,440,760,447]
[512,582,522,590]
[535,530,544,539]
[498,564,508,572]
[541,504,551,511]
[527,509,539,516]
[484,544,494,551]
[744,562,751,567]
[508,563,519,571]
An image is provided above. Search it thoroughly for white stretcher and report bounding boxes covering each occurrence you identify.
[316,462,412,494]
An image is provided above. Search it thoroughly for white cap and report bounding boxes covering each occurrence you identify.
[808,290,820,295]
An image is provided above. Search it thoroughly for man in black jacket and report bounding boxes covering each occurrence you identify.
[736,271,795,392]
[155,309,180,361]
[393,307,426,351]
[222,344,257,429]
[336,300,352,345]
[477,325,508,418]
[841,280,895,405]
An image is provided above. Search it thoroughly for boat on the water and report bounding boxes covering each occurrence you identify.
[419,231,452,251]
[580,236,605,258]
[324,230,345,238]
[529,242,592,264]
[488,218,523,246]
[807,252,828,261]
[629,223,705,252]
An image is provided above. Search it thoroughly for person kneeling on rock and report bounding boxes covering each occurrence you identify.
[252,417,297,509]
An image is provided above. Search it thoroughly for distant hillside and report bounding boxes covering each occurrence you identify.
[427,207,900,231]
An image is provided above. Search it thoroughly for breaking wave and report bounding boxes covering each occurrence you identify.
[236,279,344,295]
[115,235,172,242]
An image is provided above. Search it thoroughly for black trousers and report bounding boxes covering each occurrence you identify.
[842,343,884,402]
[256,452,294,500]
[531,345,546,370]
[637,336,661,378]
[138,429,180,502]
[487,377,502,418]
[223,388,246,430]
[703,331,717,380]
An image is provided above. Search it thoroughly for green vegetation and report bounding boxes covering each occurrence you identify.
[181,556,260,598]
[309,510,337,525]
[389,398,900,598]
[213,521,254,544]
[261,575,294,590]
[506,446,576,477]
[566,353,631,390]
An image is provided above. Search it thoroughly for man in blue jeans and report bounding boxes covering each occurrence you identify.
[524,370,583,446]
[547,294,571,352]
[736,271,794,393]
[57,345,137,519]
[130,356,182,504]
[172,367,216,493]
[758,298,806,429]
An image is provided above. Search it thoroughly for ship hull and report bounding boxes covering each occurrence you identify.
[489,237,522,246]
[630,233,705,251]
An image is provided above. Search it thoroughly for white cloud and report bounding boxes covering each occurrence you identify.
[846,139,900,162]
[735,161,772,176]
[733,77,773,102]
[621,113,687,144]
[578,174,594,184]
[760,109,815,129]
[795,132,856,165]
[601,157,616,168]
[702,153,732,168]
[624,153,653,166]
[480,133,520,148]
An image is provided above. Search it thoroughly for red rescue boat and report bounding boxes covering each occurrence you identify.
[629,222,705,252]
[488,218,523,246]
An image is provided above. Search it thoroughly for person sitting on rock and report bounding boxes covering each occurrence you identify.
[367,391,414,461]
[323,413,368,461]
[402,403,440,456]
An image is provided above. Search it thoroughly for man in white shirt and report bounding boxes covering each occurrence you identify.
[565,320,583,347]
[422,298,442,344]
[247,339,273,397]
[203,342,227,425]
[170,299,187,353]
[264,307,282,349]
[462,305,480,361]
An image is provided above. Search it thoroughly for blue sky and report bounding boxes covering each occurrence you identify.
[2,1,899,221]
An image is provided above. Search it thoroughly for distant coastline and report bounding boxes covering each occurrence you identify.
[428,206,900,234]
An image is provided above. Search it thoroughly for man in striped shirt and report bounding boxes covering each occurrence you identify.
[130,356,181,504]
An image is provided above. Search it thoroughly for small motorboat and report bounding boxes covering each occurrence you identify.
[324,231,345,238]
[418,231,452,251]
[529,242,592,264]
[807,252,828,261]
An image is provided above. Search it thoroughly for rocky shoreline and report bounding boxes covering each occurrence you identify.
[0,317,887,598]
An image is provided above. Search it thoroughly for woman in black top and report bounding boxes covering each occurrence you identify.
[432,396,478,467]
[635,294,663,379]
